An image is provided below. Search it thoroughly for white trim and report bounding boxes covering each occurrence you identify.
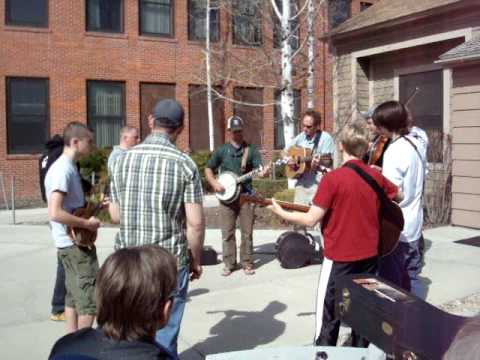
[443,68,452,135]
[369,60,374,107]
[352,29,472,59]
[314,257,333,342]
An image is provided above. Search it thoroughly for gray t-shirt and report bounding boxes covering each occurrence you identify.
[107,146,127,176]
[45,154,85,248]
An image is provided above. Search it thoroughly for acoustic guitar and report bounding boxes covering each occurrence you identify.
[241,194,401,257]
[285,146,331,179]
[68,185,107,248]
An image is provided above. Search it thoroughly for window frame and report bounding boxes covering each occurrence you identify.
[86,80,126,148]
[187,0,220,42]
[6,77,50,155]
[5,0,49,28]
[85,0,124,34]
[139,0,175,38]
[232,0,263,47]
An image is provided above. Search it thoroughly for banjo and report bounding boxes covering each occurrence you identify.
[215,159,286,204]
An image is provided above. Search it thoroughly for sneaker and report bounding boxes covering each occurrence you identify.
[50,312,66,321]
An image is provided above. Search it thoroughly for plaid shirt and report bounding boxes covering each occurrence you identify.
[110,132,203,266]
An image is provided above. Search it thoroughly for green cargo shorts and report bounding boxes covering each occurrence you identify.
[58,245,99,316]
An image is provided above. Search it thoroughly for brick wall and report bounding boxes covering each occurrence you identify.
[0,0,334,201]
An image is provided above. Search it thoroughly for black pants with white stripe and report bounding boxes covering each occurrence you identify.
[314,256,378,347]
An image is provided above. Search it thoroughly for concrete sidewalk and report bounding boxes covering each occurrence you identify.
[0,224,479,359]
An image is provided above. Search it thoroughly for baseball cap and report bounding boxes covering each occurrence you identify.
[227,116,244,131]
[152,99,184,128]
[360,104,378,120]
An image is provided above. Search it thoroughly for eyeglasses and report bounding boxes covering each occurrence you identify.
[303,124,314,129]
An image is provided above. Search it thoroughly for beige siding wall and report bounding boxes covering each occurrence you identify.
[334,54,355,136]
[357,59,370,113]
[451,64,480,229]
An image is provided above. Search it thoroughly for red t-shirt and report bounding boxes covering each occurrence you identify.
[313,160,398,262]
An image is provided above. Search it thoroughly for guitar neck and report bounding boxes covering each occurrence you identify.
[241,195,310,213]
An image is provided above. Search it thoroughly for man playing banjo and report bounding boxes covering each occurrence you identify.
[205,116,269,277]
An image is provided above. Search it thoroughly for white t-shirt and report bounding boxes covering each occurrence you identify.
[44,154,85,248]
[382,135,425,243]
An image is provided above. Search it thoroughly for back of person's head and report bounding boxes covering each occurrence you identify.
[340,121,369,158]
[96,245,177,341]
[151,99,184,133]
[302,109,322,127]
[63,122,92,147]
[372,101,409,135]
[443,317,480,360]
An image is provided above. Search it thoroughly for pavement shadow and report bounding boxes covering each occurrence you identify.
[180,301,287,359]
[419,237,433,299]
[253,242,278,269]
[187,288,210,303]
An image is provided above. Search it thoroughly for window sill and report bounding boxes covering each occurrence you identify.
[231,43,262,50]
[138,35,178,44]
[85,31,128,40]
[3,25,51,34]
[6,154,42,161]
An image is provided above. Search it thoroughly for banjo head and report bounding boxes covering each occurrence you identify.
[216,172,240,203]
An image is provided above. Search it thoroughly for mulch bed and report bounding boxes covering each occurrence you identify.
[204,206,291,229]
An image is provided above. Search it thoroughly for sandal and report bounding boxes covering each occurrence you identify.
[221,268,233,277]
[243,265,255,275]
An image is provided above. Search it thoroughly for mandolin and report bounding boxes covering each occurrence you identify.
[68,184,107,248]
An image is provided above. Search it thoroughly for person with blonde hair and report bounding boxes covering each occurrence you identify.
[269,121,402,347]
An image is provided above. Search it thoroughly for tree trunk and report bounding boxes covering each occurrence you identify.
[206,0,215,151]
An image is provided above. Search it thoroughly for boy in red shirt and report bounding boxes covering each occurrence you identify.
[269,122,402,347]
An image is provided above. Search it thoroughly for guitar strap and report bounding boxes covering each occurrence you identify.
[312,131,322,154]
[344,163,391,208]
[240,143,250,174]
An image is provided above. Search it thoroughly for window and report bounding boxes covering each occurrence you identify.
[188,85,224,151]
[273,0,299,50]
[360,2,373,11]
[233,87,263,146]
[188,0,220,42]
[328,0,351,29]
[5,0,48,27]
[87,81,125,147]
[140,83,175,139]
[86,0,123,33]
[399,70,443,162]
[140,0,174,37]
[274,89,301,149]
[232,0,262,46]
[6,78,49,154]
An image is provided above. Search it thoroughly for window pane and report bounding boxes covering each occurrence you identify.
[87,0,123,32]
[233,0,262,46]
[189,85,224,151]
[7,78,49,154]
[87,82,125,147]
[188,0,219,41]
[274,89,301,149]
[6,0,48,27]
[329,0,351,29]
[399,70,443,162]
[233,87,263,146]
[140,0,173,35]
[139,83,176,139]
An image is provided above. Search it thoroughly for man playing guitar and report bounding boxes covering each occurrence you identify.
[286,109,335,207]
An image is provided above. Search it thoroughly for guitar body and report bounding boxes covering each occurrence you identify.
[69,205,98,248]
[285,146,312,179]
[215,171,241,204]
[379,200,404,257]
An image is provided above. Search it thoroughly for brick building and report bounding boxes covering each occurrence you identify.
[0,0,373,202]
[329,0,480,228]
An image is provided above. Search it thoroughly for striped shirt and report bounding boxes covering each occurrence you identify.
[110,132,203,266]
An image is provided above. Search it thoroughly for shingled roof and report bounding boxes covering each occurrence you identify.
[438,36,480,63]
[330,0,467,37]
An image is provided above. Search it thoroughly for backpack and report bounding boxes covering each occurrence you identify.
[39,135,64,202]
[275,231,317,269]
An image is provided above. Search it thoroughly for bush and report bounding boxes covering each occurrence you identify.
[79,147,111,183]
[272,188,295,202]
[253,179,288,198]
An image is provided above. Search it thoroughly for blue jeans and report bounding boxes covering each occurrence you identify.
[155,266,189,359]
[51,252,66,314]
[379,235,425,299]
